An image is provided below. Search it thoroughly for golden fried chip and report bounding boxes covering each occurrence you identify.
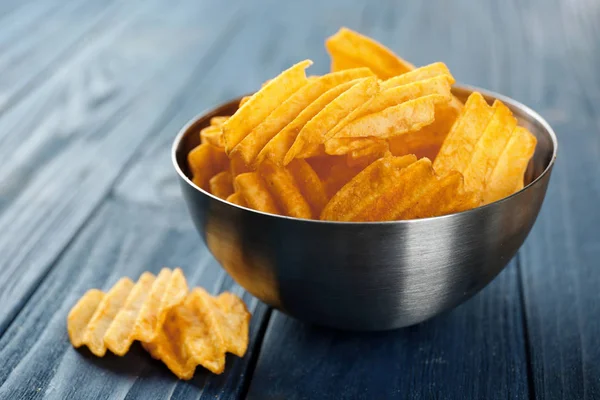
[258,160,313,218]
[328,74,453,139]
[209,171,234,199]
[234,172,280,214]
[200,125,224,148]
[346,141,390,168]
[484,126,537,204]
[256,79,359,166]
[333,94,450,139]
[307,156,363,198]
[222,60,312,152]
[320,154,417,221]
[326,27,414,79]
[379,62,452,90]
[210,116,229,127]
[226,192,247,207]
[287,159,329,215]
[324,137,384,155]
[67,289,105,348]
[142,288,251,379]
[77,278,134,357]
[399,171,464,219]
[188,144,229,190]
[285,77,379,162]
[239,96,250,108]
[462,100,517,195]
[433,92,494,176]
[68,269,188,357]
[232,68,374,167]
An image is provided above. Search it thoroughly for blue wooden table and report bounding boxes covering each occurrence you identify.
[0,0,598,398]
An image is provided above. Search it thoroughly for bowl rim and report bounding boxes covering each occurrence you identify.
[172,83,558,225]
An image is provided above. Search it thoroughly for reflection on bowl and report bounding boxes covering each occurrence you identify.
[172,84,557,331]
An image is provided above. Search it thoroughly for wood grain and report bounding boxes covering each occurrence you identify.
[0,0,243,336]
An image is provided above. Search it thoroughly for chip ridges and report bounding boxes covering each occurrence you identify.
[142,288,251,379]
[67,268,189,357]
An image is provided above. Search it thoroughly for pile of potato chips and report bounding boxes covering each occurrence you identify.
[67,268,251,380]
[188,27,537,221]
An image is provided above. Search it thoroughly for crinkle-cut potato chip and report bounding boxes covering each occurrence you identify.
[307,156,363,198]
[258,160,313,219]
[324,137,384,155]
[234,172,281,215]
[484,126,537,204]
[232,68,374,168]
[239,96,250,108]
[285,76,379,162]
[346,141,390,169]
[328,74,454,139]
[333,94,450,139]
[320,154,417,221]
[210,116,229,127]
[226,192,247,207]
[398,171,465,219]
[67,268,189,357]
[326,27,414,79]
[200,125,224,148]
[461,100,517,195]
[222,60,312,153]
[188,143,229,190]
[142,288,251,379]
[379,62,452,90]
[287,159,329,215]
[257,79,360,166]
[209,171,234,200]
[433,92,494,176]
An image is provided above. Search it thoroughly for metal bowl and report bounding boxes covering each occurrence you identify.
[172,84,557,331]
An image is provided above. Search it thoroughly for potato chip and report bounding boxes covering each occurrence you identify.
[320,154,417,221]
[210,116,229,127]
[209,171,234,199]
[256,79,360,166]
[327,74,453,139]
[433,92,494,176]
[67,289,105,348]
[287,159,329,215]
[324,137,384,155]
[234,172,281,214]
[222,60,312,152]
[333,94,450,139]
[326,27,414,79]
[231,68,374,167]
[258,160,313,219]
[285,76,379,162]
[462,100,517,195]
[68,269,189,357]
[379,62,452,90]
[307,156,363,198]
[346,140,390,169]
[239,96,250,108]
[399,171,464,219]
[142,288,250,379]
[188,144,229,190]
[73,278,134,357]
[200,126,224,148]
[226,192,247,207]
[484,126,537,204]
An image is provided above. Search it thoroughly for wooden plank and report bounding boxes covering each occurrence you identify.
[0,0,128,112]
[246,262,528,399]
[0,0,244,336]
[0,199,268,399]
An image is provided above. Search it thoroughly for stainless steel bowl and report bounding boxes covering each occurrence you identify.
[172,84,557,331]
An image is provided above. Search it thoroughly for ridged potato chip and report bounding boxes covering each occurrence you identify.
[285,76,379,162]
[231,68,374,169]
[321,155,417,221]
[226,192,247,207]
[143,288,251,379]
[258,160,313,218]
[346,140,390,169]
[67,268,188,357]
[209,171,234,200]
[188,144,229,190]
[326,27,414,79]
[234,172,281,215]
[333,94,450,139]
[222,60,312,152]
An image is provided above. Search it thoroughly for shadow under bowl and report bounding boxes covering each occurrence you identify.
[172,84,557,331]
